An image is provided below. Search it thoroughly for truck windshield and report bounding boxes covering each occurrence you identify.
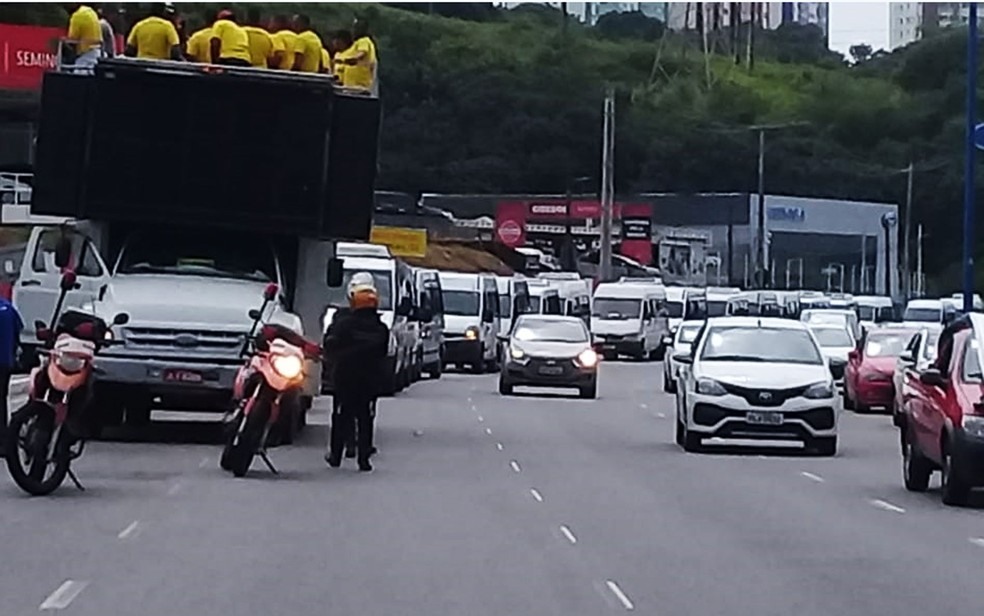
[443,290,480,316]
[117,231,276,282]
[666,301,683,318]
[324,270,394,311]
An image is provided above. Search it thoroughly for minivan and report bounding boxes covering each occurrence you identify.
[440,272,500,373]
[591,282,669,360]
[414,268,445,379]
[495,276,531,337]
[526,280,564,316]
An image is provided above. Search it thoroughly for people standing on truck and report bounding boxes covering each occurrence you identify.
[320,47,332,75]
[331,29,354,83]
[124,3,182,61]
[335,17,377,93]
[0,298,23,455]
[209,9,251,67]
[97,6,116,57]
[290,14,324,73]
[184,10,215,63]
[65,3,103,72]
[269,15,298,70]
[242,8,283,69]
[324,272,389,472]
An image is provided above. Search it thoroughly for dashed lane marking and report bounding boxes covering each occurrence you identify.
[530,488,543,502]
[39,580,89,610]
[656,412,666,419]
[118,521,141,540]
[870,499,905,514]
[969,537,984,548]
[559,525,578,544]
[605,580,635,611]
[800,471,825,483]
[510,460,521,473]
[198,457,210,468]
[485,427,493,435]
[166,482,182,496]
[478,415,484,422]
[496,442,503,451]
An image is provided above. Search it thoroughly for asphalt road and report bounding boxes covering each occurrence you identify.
[2,363,984,615]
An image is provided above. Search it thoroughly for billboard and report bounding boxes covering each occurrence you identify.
[0,24,63,90]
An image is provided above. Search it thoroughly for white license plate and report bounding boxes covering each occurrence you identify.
[747,411,783,425]
[538,366,564,375]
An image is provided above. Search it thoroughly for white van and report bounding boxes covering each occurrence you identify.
[541,276,592,327]
[526,280,563,316]
[591,282,669,360]
[413,268,445,379]
[495,276,531,337]
[440,272,500,373]
[903,298,945,324]
[323,242,416,395]
[855,295,894,325]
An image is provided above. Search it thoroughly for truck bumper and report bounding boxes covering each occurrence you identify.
[93,355,240,411]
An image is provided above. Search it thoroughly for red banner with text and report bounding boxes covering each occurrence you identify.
[0,24,63,90]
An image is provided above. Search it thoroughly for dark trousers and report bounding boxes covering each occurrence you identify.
[217,58,251,67]
[0,367,10,446]
[330,396,375,462]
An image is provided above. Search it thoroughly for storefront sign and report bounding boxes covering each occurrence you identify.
[0,24,63,90]
[495,201,528,247]
[767,206,806,222]
[369,226,428,258]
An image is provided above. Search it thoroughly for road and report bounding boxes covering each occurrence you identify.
[2,363,984,615]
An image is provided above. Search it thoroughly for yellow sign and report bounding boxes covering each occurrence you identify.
[370,226,428,258]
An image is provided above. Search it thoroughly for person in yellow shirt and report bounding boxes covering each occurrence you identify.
[269,15,298,71]
[290,14,323,73]
[242,8,283,69]
[184,11,215,63]
[209,9,251,67]
[336,18,377,92]
[124,4,182,61]
[320,47,331,75]
[65,3,102,71]
[331,30,354,84]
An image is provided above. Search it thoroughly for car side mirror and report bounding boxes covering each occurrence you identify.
[112,313,129,326]
[326,257,344,288]
[919,368,946,387]
[248,308,262,320]
[59,269,77,291]
[54,236,72,269]
[672,352,692,365]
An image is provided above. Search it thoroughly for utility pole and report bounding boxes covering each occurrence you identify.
[902,160,913,300]
[963,1,978,313]
[599,88,616,283]
[916,224,924,297]
[756,127,766,287]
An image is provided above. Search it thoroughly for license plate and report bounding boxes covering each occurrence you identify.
[747,411,783,425]
[163,369,203,383]
[538,366,564,375]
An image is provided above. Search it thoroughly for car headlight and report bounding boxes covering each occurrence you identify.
[696,378,726,396]
[962,415,984,438]
[803,381,834,399]
[104,329,114,341]
[510,345,526,360]
[465,326,480,341]
[576,349,599,368]
[271,354,304,379]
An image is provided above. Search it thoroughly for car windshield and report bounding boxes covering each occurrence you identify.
[593,298,641,319]
[903,307,941,322]
[677,325,701,344]
[865,334,913,358]
[498,294,511,318]
[324,270,394,311]
[118,230,276,282]
[812,327,854,348]
[443,290,480,316]
[513,319,588,343]
[666,301,683,318]
[706,301,728,317]
[700,327,823,365]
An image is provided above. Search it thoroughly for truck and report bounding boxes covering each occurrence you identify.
[12,58,380,433]
[656,231,708,287]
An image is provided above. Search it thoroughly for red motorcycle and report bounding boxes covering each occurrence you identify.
[220,283,321,477]
[4,269,128,496]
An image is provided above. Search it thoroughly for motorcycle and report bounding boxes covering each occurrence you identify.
[4,269,128,496]
[220,283,322,477]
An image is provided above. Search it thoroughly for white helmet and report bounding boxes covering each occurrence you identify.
[347,271,377,297]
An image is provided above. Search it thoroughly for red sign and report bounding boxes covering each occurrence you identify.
[0,24,63,90]
[512,200,630,221]
[619,202,653,265]
[495,201,527,247]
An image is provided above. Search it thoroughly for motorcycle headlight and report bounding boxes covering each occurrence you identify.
[803,381,834,399]
[962,415,984,438]
[271,354,304,379]
[576,349,599,368]
[55,353,87,374]
[696,378,727,396]
[465,326,480,341]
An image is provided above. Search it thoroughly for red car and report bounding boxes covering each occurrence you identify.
[900,315,984,506]
[844,328,916,413]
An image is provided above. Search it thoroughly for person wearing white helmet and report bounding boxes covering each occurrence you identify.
[323,271,389,471]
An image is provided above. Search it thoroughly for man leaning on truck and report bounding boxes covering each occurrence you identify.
[209,9,252,67]
[125,3,182,61]
[65,3,103,71]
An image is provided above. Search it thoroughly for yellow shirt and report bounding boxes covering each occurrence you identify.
[67,5,101,54]
[320,48,331,73]
[126,16,180,60]
[343,36,376,89]
[271,30,297,70]
[243,25,275,68]
[293,30,323,73]
[335,46,358,86]
[210,19,251,62]
[186,27,212,63]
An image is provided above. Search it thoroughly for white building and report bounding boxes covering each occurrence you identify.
[890,2,984,50]
[665,2,828,37]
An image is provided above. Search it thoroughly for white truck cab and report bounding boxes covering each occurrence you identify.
[440,272,500,373]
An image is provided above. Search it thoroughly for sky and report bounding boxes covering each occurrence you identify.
[828,2,891,55]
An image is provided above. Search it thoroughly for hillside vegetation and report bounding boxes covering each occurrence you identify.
[1,3,980,286]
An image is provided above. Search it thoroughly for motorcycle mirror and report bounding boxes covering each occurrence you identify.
[326,257,344,288]
[248,308,262,320]
[263,283,279,302]
[98,284,108,301]
[54,236,72,269]
[59,269,77,291]
[34,319,47,333]
[112,313,129,326]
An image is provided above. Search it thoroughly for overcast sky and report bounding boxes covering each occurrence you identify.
[828,2,890,54]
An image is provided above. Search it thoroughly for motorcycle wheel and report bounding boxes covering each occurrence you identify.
[4,403,71,496]
[226,388,274,478]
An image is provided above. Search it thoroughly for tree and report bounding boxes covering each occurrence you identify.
[849,43,873,64]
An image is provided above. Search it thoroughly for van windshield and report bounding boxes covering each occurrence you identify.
[443,290,480,316]
[593,298,641,319]
[903,307,941,323]
[324,270,394,310]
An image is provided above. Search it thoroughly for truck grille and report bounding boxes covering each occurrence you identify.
[124,327,246,351]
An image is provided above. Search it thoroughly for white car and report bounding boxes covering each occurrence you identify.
[673,317,838,455]
[808,323,856,386]
[662,321,703,394]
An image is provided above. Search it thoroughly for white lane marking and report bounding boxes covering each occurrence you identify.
[656,412,666,419]
[640,403,648,409]
[969,537,984,548]
[118,520,141,540]
[40,580,89,610]
[477,415,484,422]
[800,471,825,483]
[198,456,209,468]
[166,482,182,496]
[496,442,503,451]
[530,488,543,502]
[605,580,635,611]
[485,427,493,435]
[870,499,905,514]
[510,460,521,473]
[559,525,578,544]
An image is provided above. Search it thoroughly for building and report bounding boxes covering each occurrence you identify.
[890,2,984,49]
[665,2,828,38]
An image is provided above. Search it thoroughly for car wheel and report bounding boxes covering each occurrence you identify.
[579,381,597,399]
[681,415,702,452]
[901,432,931,492]
[674,412,685,446]
[498,377,513,396]
[812,436,837,457]
[941,439,971,506]
[470,361,484,375]
[842,388,855,411]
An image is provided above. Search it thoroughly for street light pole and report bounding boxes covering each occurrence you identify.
[963,2,978,313]
[599,88,616,283]
[756,128,766,288]
[903,160,913,300]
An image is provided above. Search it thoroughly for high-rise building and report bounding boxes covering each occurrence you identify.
[665,3,828,40]
[889,2,984,49]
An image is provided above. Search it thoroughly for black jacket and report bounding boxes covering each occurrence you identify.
[324,307,390,398]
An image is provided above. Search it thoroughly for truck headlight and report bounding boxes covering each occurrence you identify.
[803,381,834,399]
[271,354,304,379]
[696,378,726,396]
[465,326,480,341]
[962,415,984,438]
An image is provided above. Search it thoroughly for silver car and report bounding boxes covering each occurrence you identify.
[498,315,599,399]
